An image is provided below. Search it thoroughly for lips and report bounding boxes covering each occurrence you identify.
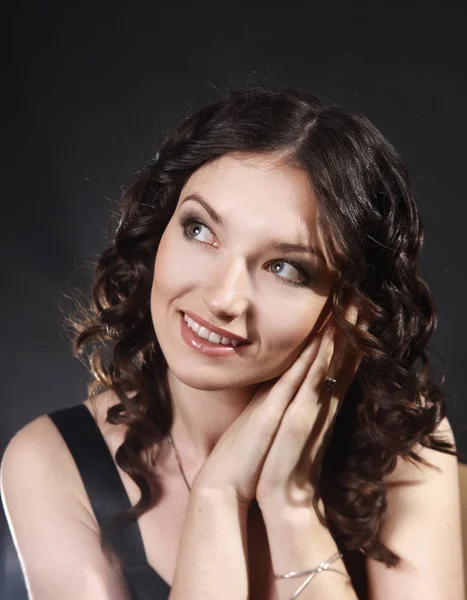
[179,312,250,357]
[182,310,250,344]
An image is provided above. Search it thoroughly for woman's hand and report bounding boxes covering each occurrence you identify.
[255,305,362,512]
[192,306,363,510]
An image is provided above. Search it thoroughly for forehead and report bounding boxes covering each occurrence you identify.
[178,152,319,233]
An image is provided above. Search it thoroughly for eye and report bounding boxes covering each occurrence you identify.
[181,216,216,245]
[179,214,312,288]
[267,260,310,287]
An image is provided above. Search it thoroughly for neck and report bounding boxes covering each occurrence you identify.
[165,367,261,468]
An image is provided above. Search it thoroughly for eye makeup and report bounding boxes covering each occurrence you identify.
[178,210,317,288]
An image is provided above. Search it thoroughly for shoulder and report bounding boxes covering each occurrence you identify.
[1,389,120,515]
[1,390,124,504]
[0,395,133,599]
[1,404,95,526]
[384,414,457,485]
[367,415,464,599]
[2,410,70,479]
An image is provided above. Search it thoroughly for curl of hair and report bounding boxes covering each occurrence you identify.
[65,84,457,569]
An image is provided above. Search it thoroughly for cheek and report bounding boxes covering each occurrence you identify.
[262,294,327,347]
[255,294,329,374]
[152,226,195,297]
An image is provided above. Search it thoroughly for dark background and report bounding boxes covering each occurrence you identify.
[3,1,466,597]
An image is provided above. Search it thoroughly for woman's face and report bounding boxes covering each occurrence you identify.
[151,152,335,391]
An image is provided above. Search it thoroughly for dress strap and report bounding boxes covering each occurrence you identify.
[48,403,148,568]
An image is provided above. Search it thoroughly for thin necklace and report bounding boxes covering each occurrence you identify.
[167,432,258,517]
[167,433,191,491]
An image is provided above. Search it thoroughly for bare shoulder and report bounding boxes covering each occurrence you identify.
[1,404,97,530]
[367,415,464,600]
[1,389,126,507]
[384,414,457,485]
[0,393,132,599]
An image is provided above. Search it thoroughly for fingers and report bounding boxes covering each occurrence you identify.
[324,303,360,396]
[264,302,365,502]
[295,302,362,413]
[263,334,322,417]
[300,323,335,398]
[265,301,364,419]
[279,332,322,384]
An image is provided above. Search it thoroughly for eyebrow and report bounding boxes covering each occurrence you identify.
[179,193,325,262]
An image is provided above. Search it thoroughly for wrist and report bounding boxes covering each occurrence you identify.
[262,503,355,599]
[190,482,250,516]
[259,492,325,524]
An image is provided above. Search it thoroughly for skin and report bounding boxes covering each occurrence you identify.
[150,151,336,474]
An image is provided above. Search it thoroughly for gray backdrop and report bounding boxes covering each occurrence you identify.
[3,1,466,597]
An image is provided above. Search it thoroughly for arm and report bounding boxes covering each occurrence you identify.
[366,415,464,600]
[0,415,132,600]
[262,502,358,600]
[169,485,250,600]
[262,415,464,600]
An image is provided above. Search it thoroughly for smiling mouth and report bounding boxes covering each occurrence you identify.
[182,312,249,346]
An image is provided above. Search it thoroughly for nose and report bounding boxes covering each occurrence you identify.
[203,256,251,319]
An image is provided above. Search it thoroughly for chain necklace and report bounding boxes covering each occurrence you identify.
[167,433,191,491]
[166,432,258,517]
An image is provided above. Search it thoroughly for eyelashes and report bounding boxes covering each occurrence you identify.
[178,212,313,288]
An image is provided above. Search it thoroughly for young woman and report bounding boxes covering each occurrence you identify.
[1,85,463,600]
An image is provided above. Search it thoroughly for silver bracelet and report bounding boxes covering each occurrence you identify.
[274,550,351,599]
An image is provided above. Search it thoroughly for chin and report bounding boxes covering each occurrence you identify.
[180,374,240,391]
[167,361,249,391]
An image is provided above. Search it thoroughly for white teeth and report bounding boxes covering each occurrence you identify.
[183,314,240,346]
[207,331,222,344]
[197,326,211,341]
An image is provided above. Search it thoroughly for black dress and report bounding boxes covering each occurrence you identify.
[48,403,368,600]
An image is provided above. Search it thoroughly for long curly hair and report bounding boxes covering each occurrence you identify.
[67,84,457,569]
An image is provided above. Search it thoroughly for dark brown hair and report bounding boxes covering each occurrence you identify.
[67,84,457,568]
